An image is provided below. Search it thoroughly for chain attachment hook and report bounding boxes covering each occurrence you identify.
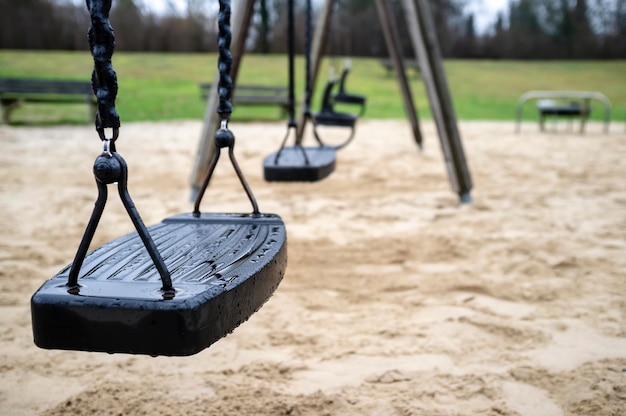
[193,117,260,217]
[101,139,113,158]
[97,127,119,153]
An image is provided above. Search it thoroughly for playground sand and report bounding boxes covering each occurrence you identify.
[0,120,624,415]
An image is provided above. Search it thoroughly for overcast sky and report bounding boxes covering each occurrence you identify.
[146,0,509,33]
[466,0,509,32]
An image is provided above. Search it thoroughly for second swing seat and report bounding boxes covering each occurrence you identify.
[263,146,336,182]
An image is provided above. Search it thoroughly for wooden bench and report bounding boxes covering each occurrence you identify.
[379,59,420,77]
[0,78,96,124]
[537,99,591,132]
[199,83,289,114]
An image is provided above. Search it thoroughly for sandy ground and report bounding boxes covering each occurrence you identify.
[0,119,625,415]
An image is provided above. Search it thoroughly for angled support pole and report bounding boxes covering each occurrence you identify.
[402,0,473,203]
[295,0,336,144]
[190,0,256,199]
[374,0,423,149]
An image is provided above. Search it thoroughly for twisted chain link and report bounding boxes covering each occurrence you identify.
[304,0,312,112]
[217,0,233,118]
[86,0,120,134]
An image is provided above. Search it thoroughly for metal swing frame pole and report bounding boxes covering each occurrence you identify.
[402,0,472,203]
[295,0,336,145]
[374,0,424,149]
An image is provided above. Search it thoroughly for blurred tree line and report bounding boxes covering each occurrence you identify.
[0,0,624,59]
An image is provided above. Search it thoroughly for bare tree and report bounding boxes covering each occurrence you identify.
[110,0,146,50]
[0,0,623,58]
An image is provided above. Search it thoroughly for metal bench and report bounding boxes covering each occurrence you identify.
[0,78,96,124]
[537,99,591,132]
[515,90,612,134]
[199,83,289,114]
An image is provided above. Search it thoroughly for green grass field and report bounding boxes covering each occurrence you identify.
[0,50,624,125]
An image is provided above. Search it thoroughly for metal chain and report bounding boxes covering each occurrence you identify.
[193,0,260,216]
[86,0,120,138]
[217,0,233,118]
[286,0,296,126]
[69,0,174,296]
[304,0,312,113]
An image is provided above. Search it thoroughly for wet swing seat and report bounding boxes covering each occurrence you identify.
[262,0,336,183]
[31,138,287,356]
[332,67,367,116]
[263,140,336,182]
[31,0,286,357]
[314,79,358,128]
[31,212,286,356]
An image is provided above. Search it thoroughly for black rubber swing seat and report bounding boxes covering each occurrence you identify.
[32,131,286,357]
[31,212,287,356]
[314,79,358,129]
[263,145,336,182]
[310,79,359,151]
[333,67,367,115]
[32,0,287,358]
[334,91,366,107]
[263,0,339,183]
[314,110,357,128]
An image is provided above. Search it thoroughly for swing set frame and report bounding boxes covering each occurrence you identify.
[192,0,473,203]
